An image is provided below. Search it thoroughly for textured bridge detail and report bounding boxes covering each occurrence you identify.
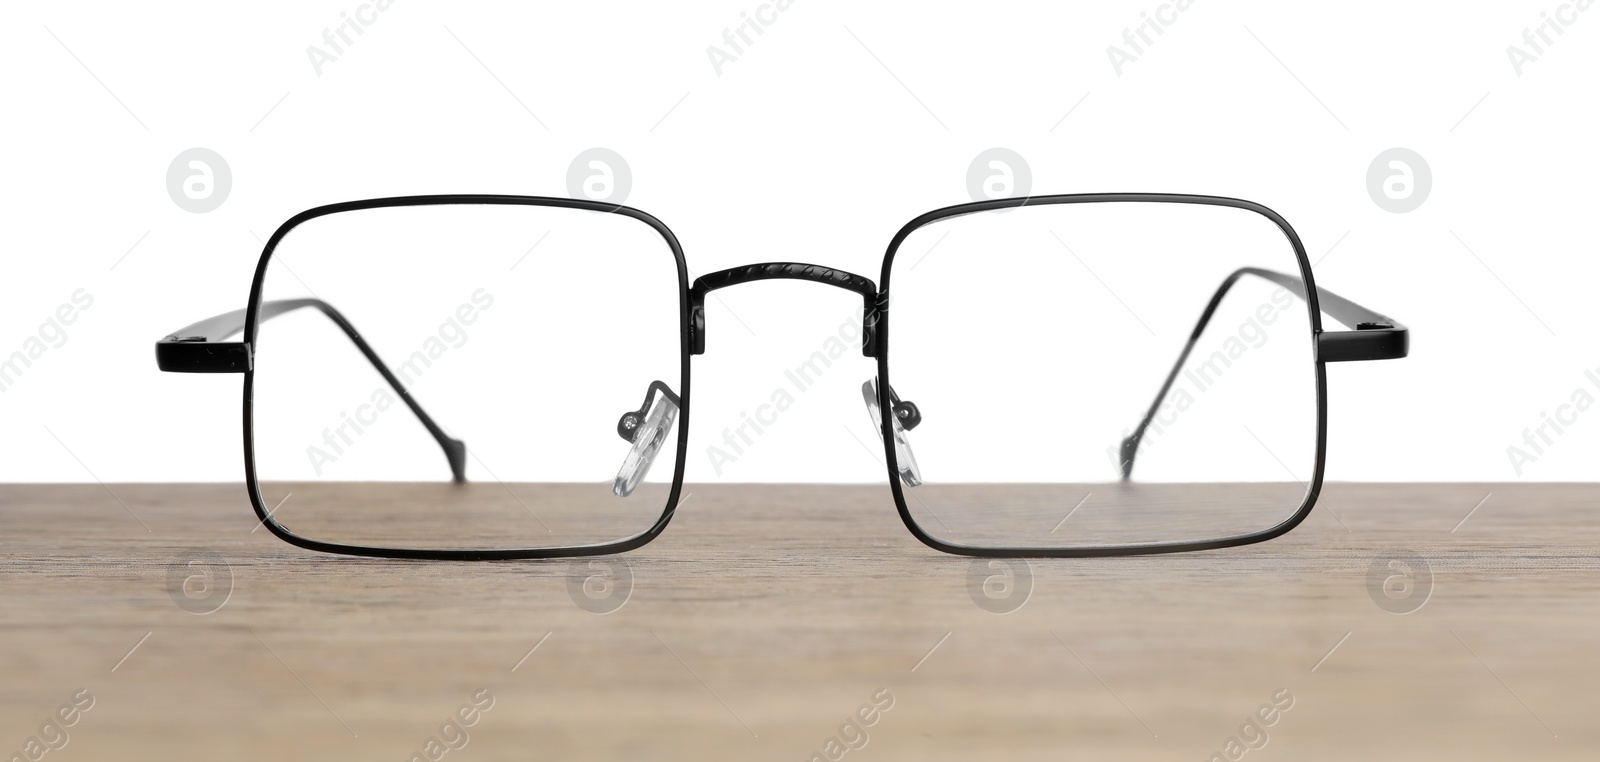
[689,262,882,356]
[692,262,878,300]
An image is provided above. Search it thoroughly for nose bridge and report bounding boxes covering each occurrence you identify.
[689,262,883,356]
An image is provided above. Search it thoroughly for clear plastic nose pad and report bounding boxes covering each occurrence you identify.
[862,378,922,487]
[613,395,678,497]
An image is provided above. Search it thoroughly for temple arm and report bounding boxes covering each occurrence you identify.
[1118,267,1407,480]
[155,298,467,483]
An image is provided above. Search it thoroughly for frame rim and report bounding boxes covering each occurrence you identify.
[240,194,693,560]
[874,192,1330,558]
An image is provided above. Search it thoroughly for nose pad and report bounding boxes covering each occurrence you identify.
[613,394,678,497]
[861,378,922,487]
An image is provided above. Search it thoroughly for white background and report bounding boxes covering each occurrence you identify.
[1,1,1595,484]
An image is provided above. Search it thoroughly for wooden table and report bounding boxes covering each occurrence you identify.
[1,482,1595,760]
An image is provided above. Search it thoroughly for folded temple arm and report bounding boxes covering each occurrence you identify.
[1118,266,1407,480]
[155,298,467,483]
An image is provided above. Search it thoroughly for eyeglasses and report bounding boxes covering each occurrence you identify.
[155,193,1407,559]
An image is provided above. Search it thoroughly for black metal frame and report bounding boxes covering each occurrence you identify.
[159,195,692,560]
[155,193,1407,560]
[877,193,1405,557]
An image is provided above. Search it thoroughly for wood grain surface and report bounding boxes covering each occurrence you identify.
[1,482,1596,761]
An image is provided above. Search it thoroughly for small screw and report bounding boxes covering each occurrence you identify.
[623,416,638,430]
